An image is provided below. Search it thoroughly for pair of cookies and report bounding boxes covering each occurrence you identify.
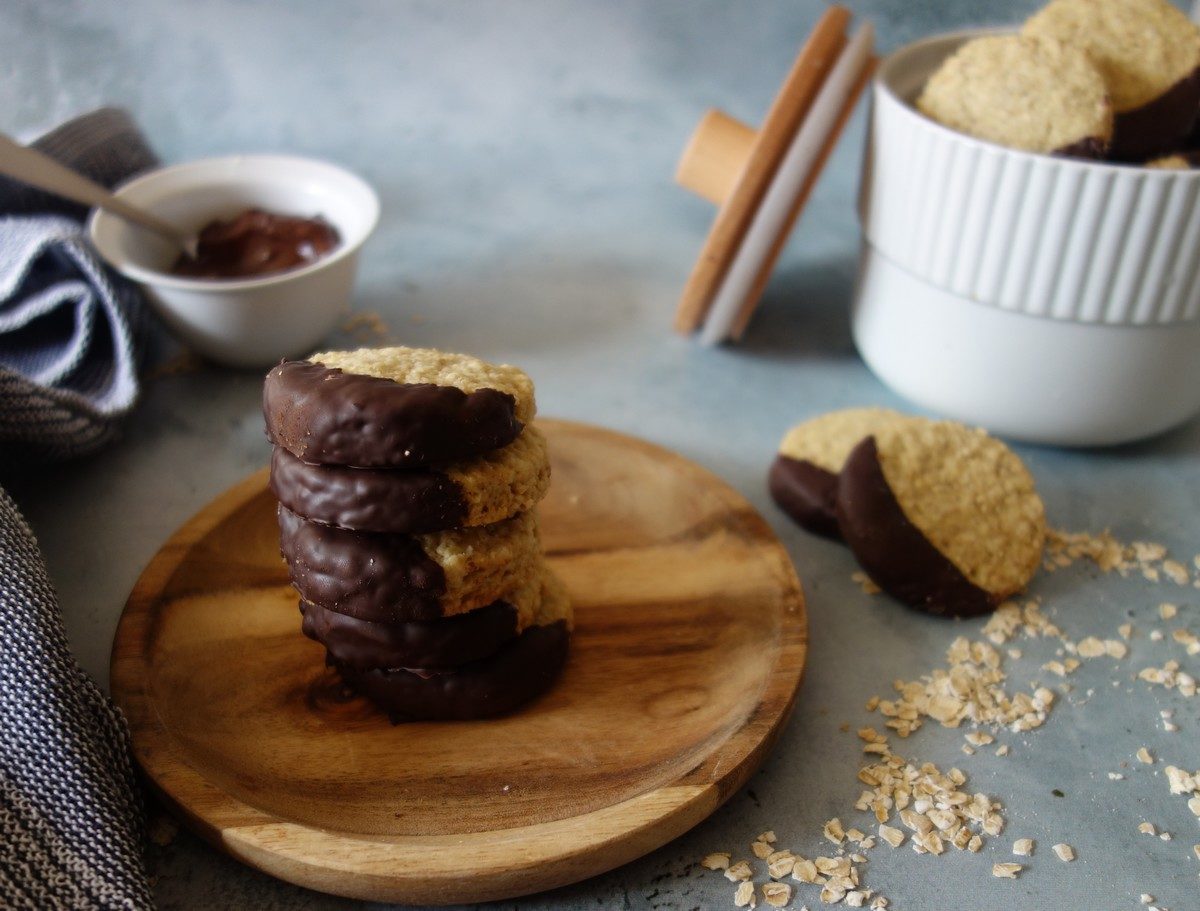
[770,409,1046,618]
[918,0,1200,162]
[263,346,571,721]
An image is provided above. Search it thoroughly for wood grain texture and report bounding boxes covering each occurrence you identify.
[111,419,808,904]
[673,5,849,333]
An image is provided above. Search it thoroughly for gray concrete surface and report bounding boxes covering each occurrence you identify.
[3,2,1198,908]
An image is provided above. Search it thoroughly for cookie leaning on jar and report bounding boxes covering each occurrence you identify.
[769,409,1046,618]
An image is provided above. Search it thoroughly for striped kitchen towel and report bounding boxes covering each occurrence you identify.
[0,107,157,469]
[0,108,157,909]
[0,485,152,910]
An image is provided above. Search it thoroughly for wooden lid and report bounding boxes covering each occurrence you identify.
[674,7,876,342]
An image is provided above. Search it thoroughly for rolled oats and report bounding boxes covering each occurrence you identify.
[703,852,732,871]
[734,880,756,908]
[762,882,791,908]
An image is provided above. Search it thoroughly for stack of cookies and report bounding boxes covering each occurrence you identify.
[262,345,571,722]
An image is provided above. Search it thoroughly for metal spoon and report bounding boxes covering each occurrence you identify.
[0,132,198,259]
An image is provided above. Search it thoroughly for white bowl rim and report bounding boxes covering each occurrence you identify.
[877,27,1200,178]
[86,153,381,292]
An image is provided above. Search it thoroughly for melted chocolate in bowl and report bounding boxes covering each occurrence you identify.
[171,208,339,280]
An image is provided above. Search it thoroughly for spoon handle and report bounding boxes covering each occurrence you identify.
[0,132,187,246]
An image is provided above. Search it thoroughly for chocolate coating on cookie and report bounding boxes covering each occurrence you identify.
[836,437,995,618]
[1053,136,1110,160]
[337,621,570,721]
[301,598,520,669]
[277,504,446,622]
[768,455,841,540]
[271,446,468,534]
[263,360,523,467]
[1110,68,1200,161]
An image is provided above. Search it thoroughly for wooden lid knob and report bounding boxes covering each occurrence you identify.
[675,109,758,206]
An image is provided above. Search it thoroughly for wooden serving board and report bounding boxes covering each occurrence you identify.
[111,419,808,904]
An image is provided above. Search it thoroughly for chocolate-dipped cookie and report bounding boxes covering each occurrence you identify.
[917,34,1113,158]
[1024,0,1200,161]
[263,346,536,467]
[836,420,1045,618]
[278,506,540,622]
[336,569,573,722]
[270,425,551,534]
[301,569,541,669]
[768,408,908,539]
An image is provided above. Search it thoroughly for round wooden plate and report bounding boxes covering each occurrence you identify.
[111,419,808,905]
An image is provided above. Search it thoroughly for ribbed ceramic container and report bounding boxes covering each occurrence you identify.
[854,30,1200,446]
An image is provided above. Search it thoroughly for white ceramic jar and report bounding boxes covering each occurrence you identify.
[854,30,1200,446]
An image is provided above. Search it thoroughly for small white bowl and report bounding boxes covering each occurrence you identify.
[88,154,379,369]
[855,30,1200,446]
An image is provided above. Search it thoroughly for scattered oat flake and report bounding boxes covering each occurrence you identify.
[1164,765,1199,794]
[823,818,846,845]
[992,862,1023,879]
[734,880,756,907]
[1104,639,1127,658]
[725,860,753,882]
[1119,623,1134,639]
[791,858,819,884]
[852,571,881,595]
[1052,843,1075,862]
[1160,603,1178,620]
[1108,772,1125,780]
[1150,629,1165,641]
[1012,838,1034,856]
[702,852,731,870]
[340,311,391,343]
[1139,659,1197,696]
[1138,747,1155,764]
[878,825,905,848]
[1163,560,1189,585]
[1140,895,1154,905]
[1076,637,1106,657]
[758,830,777,844]
[762,882,790,907]
[751,840,773,859]
[1139,821,1157,835]
[766,851,795,880]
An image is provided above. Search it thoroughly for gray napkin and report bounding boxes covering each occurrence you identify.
[0,107,157,468]
[0,108,156,909]
[0,486,152,910]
